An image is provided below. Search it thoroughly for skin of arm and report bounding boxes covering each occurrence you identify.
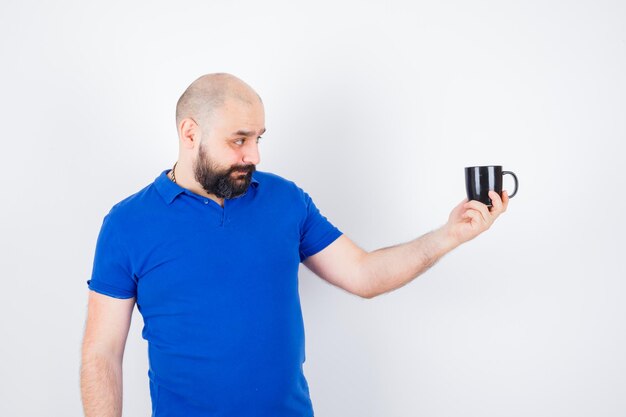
[80,291,135,417]
[303,190,509,299]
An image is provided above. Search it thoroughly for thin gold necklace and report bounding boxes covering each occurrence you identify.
[169,162,177,184]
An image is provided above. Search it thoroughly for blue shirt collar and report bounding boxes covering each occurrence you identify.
[154,168,260,205]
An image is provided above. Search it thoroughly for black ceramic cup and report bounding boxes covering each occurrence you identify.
[464,165,518,207]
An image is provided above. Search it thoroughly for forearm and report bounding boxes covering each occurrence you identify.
[80,352,123,417]
[360,226,459,298]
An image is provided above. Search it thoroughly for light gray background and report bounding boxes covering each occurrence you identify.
[1,1,625,416]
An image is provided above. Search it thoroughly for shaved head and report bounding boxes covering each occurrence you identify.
[170,73,265,203]
[175,73,262,133]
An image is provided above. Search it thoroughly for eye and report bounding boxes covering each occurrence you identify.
[234,136,262,146]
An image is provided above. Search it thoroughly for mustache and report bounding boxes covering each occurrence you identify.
[230,165,255,174]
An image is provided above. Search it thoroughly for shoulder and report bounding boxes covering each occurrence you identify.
[252,170,315,214]
[253,170,307,196]
[102,181,158,229]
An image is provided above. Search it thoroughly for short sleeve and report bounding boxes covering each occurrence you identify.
[298,189,343,262]
[86,212,137,299]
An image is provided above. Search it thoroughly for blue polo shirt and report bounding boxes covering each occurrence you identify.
[86,168,343,417]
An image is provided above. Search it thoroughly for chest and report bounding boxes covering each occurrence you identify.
[131,203,303,313]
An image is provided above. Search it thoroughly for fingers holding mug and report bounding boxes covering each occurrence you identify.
[464,199,491,225]
[488,191,504,213]
[501,190,509,211]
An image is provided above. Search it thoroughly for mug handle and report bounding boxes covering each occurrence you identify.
[502,171,519,198]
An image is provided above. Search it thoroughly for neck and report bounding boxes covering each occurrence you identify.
[169,160,225,207]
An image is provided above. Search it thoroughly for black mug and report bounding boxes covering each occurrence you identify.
[465,165,518,207]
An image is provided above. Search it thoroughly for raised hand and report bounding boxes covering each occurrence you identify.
[443,190,509,245]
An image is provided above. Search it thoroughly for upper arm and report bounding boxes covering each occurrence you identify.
[82,290,136,361]
[302,234,370,298]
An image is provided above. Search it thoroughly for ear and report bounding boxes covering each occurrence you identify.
[178,118,201,149]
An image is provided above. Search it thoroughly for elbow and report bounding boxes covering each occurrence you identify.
[358,254,384,299]
[81,337,125,365]
[81,346,123,367]
[356,281,379,300]
[355,255,378,299]
[359,291,377,300]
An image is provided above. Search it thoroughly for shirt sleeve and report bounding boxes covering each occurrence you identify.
[298,189,343,262]
[86,211,137,299]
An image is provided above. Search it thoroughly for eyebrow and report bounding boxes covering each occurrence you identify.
[232,127,266,137]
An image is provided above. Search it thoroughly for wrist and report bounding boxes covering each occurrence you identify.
[433,225,462,252]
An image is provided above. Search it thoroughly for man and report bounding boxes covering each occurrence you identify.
[80,73,509,417]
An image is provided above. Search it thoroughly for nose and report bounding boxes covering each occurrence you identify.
[241,142,260,166]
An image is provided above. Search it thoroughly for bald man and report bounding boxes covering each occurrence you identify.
[80,73,509,417]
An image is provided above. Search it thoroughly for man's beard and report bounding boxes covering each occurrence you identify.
[193,142,256,199]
